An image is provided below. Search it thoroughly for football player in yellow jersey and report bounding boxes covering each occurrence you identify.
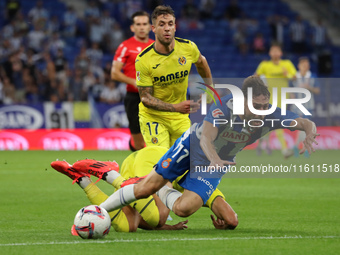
[135,5,213,148]
[255,43,297,158]
[51,157,188,233]
[52,145,238,232]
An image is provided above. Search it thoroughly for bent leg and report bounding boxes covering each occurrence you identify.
[100,169,168,212]
[172,189,203,217]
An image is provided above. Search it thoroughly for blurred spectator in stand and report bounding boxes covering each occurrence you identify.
[28,0,49,24]
[7,51,25,102]
[46,15,61,36]
[108,23,125,53]
[267,14,289,46]
[253,32,266,54]
[178,0,203,31]
[86,42,103,67]
[24,48,40,83]
[5,0,21,23]
[99,80,122,104]
[101,10,116,36]
[125,0,143,19]
[199,0,215,19]
[88,17,105,45]
[9,31,23,51]
[69,68,84,101]
[312,18,329,54]
[82,68,96,100]
[103,61,112,82]
[48,32,65,57]
[84,0,101,19]
[0,39,15,62]
[13,12,29,36]
[2,19,15,39]
[27,21,46,53]
[233,23,248,55]
[54,48,69,89]
[24,74,40,104]
[74,45,90,77]
[63,5,78,38]
[289,15,306,54]
[181,0,200,20]
[224,0,243,21]
[1,76,16,104]
[0,77,3,104]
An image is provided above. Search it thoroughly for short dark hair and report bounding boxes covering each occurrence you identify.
[241,76,270,99]
[298,56,309,63]
[270,41,282,49]
[151,5,175,24]
[131,11,150,24]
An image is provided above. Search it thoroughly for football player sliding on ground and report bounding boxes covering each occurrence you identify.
[51,146,237,232]
[81,76,318,222]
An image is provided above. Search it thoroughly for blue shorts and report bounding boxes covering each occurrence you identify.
[154,129,221,204]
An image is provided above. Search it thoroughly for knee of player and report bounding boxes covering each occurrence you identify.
[173,203,194,218]
[134,184,154,199]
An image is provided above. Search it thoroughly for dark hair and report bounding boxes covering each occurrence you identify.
[131,11,150,24]
[298,56,309,63]
[241,76,270,99]
[151,5,175,24]
[270,41,282,49]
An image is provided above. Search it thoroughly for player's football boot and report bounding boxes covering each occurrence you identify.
[120,175,147,188]
[72,159,119,181]
[71,224,79,236]
[51,160,89,184]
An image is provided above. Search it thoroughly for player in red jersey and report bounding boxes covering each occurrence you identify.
[111,11,154,151]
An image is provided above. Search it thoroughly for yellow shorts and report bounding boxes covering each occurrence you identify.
[116,146,169,229]
[139,112,190,148]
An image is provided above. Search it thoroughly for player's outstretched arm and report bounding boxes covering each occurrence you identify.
[291,118,320,154]
[138,86,200,113]
[200,121,236,168]
[138,218,188,230]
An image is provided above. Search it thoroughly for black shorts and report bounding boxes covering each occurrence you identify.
[124,92,141,134]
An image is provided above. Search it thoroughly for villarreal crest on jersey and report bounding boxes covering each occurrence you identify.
[135,37,200,118]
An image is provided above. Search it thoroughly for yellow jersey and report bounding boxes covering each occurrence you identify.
[255,60,297,105]
[135,37,200,118]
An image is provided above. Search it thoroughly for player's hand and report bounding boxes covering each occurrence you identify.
[210,215,228,230]
[171,220,188,230]
[282,67,288,77]
[174,100,200,114]
[300,132,320,155]
[209,158,236,171]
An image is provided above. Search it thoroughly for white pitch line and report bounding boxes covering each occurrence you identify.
[0,235,339,247]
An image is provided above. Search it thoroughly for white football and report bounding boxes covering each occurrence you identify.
[74,205,111,239]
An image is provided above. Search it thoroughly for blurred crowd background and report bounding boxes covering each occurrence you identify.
[0,0,338,105]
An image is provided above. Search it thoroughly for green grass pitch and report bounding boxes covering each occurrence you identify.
[0,149,339,255]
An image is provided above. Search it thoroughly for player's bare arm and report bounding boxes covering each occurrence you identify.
[195,53,213,86]
[111,61,137,87]
[200,120,236,168]
[291,117,320,154]
[138,86,200,113]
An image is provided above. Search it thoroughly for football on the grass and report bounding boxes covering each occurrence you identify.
[74,205,111,239]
